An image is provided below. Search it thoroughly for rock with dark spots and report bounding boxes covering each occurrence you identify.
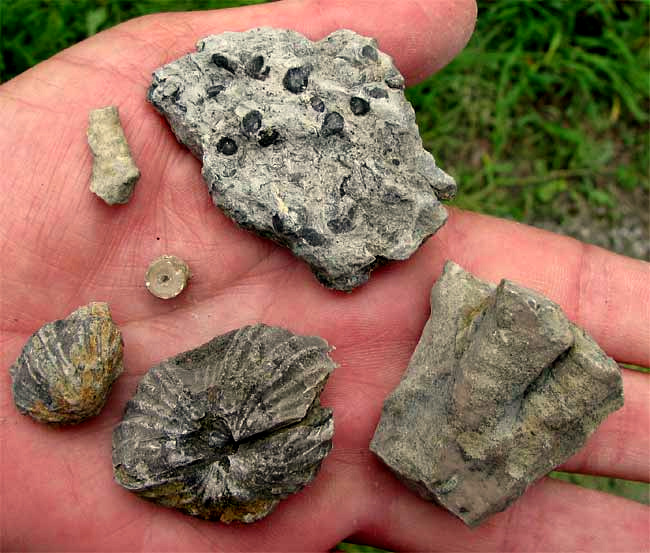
[370,261,624,526]
[10,303,124,424]
[148,28,456,291]
[112,324,336,523]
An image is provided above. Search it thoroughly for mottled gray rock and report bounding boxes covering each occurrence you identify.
[370,261,624,526]
[148,28,456,291]
[112,324,336,523]
[87,106,140,204]
[10,302,124,424]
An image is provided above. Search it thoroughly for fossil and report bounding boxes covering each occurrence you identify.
[87,106,140,205]
[112,323,336,523]
[10,302,124,424]
[145,254,191,299]
[370,261,624,526]
[147,28,456,291]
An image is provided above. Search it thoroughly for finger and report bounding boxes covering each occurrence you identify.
[559,368,650,483]
[384,208,650,367]
[322,341,649,485]
[95,0,477,85]
[351,460,650,552]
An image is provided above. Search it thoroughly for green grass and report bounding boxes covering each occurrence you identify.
[1,0,648,548]
[407,0,649,223]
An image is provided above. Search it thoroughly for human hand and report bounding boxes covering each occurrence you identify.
[1,1,648,551]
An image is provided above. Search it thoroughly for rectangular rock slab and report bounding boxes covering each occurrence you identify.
[370,261,624,526]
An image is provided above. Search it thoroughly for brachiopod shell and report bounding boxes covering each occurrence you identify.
[112,323,336,523]
[10,302,124,424]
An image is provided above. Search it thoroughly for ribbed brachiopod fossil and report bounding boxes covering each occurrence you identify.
[112,323,336,523]
[10,302,124,424]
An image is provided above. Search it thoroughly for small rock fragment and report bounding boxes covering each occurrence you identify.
[370,261,624,526]
[112,323,336,523]
[147,28,456,291]
[87,106,140,205]
[10,302,124,424]
[145,254,190,299]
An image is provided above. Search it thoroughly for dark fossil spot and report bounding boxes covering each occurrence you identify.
[339,175,351,197]
[283,66,310,94]
[299,227,327,246]
[361,44,378,61]
[392,158,401,166]
[327,217,354,234]
[321,112,344,137]
[242,110,262,136]
[258,128,280,147]
[217,137,238,155]
[206,85,225,98]
[368,87,389,99]
[272,213,284,233]
[211,54,237,74]
[310,95,325,112]
[350,97,370,116]
[245,55,270,80]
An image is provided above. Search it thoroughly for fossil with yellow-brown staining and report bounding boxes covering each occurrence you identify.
[9,302,124,424]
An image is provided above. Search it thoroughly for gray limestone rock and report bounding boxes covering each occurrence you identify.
[370,261,624,526]
[112,323,336,523]
[147,28,456,291]
[87,106,140,205]
[10,302,124,424]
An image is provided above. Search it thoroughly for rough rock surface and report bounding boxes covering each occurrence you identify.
[148,28,456,291]
[10,302,124,424]
[87,106,140,205]
[112,324,336,523]
[370,261,624,526]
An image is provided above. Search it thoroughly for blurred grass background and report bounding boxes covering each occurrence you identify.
[1,0,647,549]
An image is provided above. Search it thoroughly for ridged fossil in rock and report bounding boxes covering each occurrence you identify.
[371,261,624,526]
[10,302,124,424]
[87,106,140,205]
[112,323,336,523]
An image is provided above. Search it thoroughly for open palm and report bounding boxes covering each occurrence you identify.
[1,1,648,551]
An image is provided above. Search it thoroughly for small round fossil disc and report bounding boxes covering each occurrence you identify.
[145,255,190,299]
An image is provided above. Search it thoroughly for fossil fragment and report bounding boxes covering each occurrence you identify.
[10,302,124,424]
[145,254,191,299]
[370,261,624,527]
[147,28,456,291]
[112,323,336,523]
[87,106,140,205]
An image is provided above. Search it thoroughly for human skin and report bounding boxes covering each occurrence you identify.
[0,0,648,551]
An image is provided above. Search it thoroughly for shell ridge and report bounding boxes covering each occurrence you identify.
[230,336,329,440]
